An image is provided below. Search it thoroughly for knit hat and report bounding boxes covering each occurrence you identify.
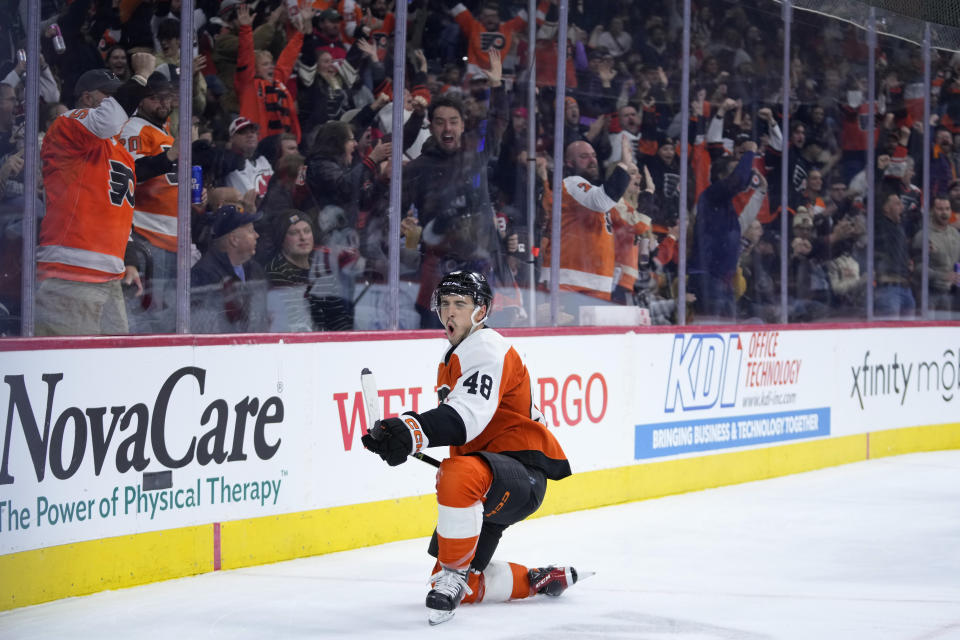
[274,210,314,247]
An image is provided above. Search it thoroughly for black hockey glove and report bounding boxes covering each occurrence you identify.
[361,417,423,466]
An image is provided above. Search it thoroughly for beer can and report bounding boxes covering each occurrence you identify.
[51,24,66,54]
[191,165,203,204]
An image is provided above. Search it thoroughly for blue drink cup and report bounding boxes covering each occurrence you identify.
[191,165,203,205]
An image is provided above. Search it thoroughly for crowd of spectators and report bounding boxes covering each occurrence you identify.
[1,0,959,335]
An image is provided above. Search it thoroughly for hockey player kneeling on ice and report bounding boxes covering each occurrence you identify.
[361,270,590,625]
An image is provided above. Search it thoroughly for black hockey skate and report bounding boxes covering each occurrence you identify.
[426,567,471,625]
[528,565,592,596]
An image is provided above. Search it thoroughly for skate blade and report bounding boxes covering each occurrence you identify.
[575,570,596,583]
[427,609,456,625]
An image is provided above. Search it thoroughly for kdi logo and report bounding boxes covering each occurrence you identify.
[664,333,743,412]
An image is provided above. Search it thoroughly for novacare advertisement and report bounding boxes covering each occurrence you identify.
[1,326,957,556]
[0,346,316,555]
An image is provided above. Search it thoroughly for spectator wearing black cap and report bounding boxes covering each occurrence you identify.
[575,46,619,119]
[640,135,681,230]
[36,53,177,336]
[255,136,315,263]
[191,204,269,333]
[119,73,182,334]
[265,210,316,332]
[314,8,349,60]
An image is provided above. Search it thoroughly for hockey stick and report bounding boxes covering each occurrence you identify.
[360,368,441,468]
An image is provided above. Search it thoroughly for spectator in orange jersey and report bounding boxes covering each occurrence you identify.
[213,0,286,115]
[235,2,312,143]
[120,74,181,333]
[445,0,548,80]
[540,136,634,315]
[343,0,395,48]
[362,270,582,625]
[37,54,177,336]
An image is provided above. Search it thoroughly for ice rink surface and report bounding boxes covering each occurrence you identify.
[3,450,959,640]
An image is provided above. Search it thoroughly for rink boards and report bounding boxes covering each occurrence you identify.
[1,323,959,609]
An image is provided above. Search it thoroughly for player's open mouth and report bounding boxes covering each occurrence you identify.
[441,134,455,144]
[446,322,455,335]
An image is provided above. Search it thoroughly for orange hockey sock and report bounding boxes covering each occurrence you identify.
[435,456,492,570]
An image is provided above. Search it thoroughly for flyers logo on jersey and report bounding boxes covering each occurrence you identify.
[107,160,135,207]
[480,32,506,51]
[664,333,743,412]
